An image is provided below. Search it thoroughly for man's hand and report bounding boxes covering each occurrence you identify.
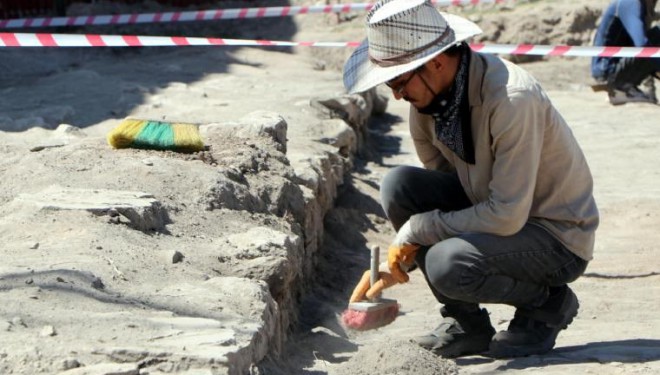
[387,243,419,283]
[348,220,420,302]
[388,220,420,283]
[349,270,398,303]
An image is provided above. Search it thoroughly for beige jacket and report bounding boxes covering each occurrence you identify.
[407,51,599,261]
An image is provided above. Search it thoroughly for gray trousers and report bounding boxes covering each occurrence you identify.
[380,166,588,313]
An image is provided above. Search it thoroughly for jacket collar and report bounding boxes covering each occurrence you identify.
[467,49,486,108]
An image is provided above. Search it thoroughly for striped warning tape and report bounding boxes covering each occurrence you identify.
[1,33,659,58]
[0,0,506,29]
[470,43,660,58]
[0,33,358,48]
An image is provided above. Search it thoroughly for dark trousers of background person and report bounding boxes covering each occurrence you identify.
[610,26,660,89]
[379,165,588,315]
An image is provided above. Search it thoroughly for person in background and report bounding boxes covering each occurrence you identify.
[344,0,599,359]
[591,0,659,105]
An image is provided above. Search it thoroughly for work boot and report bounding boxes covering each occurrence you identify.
[489,285,579,358]
[641,76,657,103]
[608,83,657,105]
[414,306,495,358]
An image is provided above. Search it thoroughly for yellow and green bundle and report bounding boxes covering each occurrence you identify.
[107,118,205,152]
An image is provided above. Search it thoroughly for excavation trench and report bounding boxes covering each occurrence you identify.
[256,100,460,375]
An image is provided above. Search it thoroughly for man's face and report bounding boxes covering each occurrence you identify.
[384,60,447,109]
[385,68,420,98]
[385,68,429,108]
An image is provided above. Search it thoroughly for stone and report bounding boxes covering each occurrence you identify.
[40,325,56,337]
[200,111,288,154]
[15,186,168,232]
[57,362,139,375]
[60,358,81,371]
[171,251,184,264]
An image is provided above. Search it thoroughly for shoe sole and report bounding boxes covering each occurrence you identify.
[429,333,494,358]
[609,97,658,106]
[488,292,579,358]
[610,99,657,106]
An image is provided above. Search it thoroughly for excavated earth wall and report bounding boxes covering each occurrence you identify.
[0,1,390,371]
[0,80,386,375]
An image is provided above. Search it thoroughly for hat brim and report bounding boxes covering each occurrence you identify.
[343,13,482,94]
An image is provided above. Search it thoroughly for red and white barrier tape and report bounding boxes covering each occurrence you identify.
[0,33,359,48]
[470,43,660,58]
[1,33,659,58]
[0,0,505,29]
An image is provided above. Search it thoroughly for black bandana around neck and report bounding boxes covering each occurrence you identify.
[418,44,475,164]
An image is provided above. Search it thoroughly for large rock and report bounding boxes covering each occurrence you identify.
[14,186,168,232]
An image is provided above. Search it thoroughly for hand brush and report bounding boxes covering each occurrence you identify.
[107,118,205,152]
[341,245,399,330]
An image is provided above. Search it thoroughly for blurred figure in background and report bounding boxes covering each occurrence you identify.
[591,0,659,105]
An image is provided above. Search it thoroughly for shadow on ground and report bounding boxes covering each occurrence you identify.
[0,0,298,131]
[256,168,391,374]
[455,339,660,370]
[361,111,406,168]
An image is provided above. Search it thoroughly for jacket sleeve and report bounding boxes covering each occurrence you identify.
[408,88,545,245]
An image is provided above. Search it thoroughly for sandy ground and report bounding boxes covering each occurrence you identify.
[1,0,660,374]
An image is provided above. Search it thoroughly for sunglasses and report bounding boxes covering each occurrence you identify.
[385,67,422,95]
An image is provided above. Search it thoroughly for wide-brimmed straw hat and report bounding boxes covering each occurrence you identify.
[343,0,482,94]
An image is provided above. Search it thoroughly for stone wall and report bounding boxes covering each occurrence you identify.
[0,89,387,375]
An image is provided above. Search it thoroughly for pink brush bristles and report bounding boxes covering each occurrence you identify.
[343,246,400,330]
[341,301,399,330]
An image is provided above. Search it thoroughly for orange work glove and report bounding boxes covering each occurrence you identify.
[349,270,398,303]
[387,243,419,283]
